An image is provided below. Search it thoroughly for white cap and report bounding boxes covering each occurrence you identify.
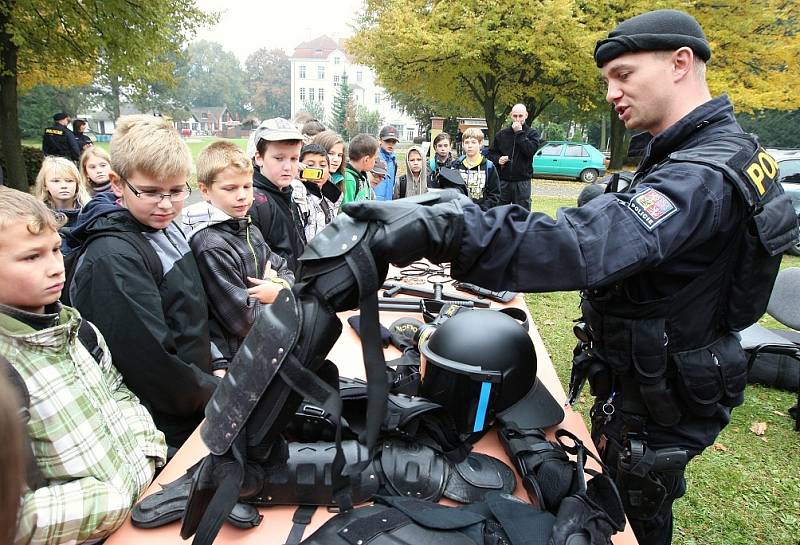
[245,118,304,159]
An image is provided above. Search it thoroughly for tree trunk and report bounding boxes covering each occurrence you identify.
[0,3,27,191]
[110,75,122,120]
[608,107,629,170]
[483,98,502,141]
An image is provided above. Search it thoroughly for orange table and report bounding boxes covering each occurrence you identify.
[108,285,638,545]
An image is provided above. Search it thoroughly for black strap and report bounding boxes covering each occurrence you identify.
[77,320,104,364]
[284,505,317,545]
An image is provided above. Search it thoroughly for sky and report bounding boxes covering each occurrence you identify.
[193,0,365,63]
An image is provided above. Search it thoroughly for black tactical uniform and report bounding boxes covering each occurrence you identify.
[42,123,80,161]
[443,94,796,544]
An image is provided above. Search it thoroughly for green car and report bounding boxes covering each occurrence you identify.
[532,141,607,183]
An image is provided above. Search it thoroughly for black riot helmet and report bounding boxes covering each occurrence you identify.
[418,309,564,443]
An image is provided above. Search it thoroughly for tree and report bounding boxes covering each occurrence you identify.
[0,0,213,190]
[330,73,354,140]
[185,41,249,117]
[17,84,92,139]
[349,0,600,139]
[303,101,326,122]
[245,48,291,119]
[356,105,383,136]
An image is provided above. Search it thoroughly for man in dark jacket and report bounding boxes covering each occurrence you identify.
[487,104,541,210]
[42,112,81,161]
[340,9,798,544]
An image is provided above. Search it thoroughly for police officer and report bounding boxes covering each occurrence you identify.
[341,9,798,545]
[42,112,80,161]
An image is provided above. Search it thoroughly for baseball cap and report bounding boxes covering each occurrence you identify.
[371,157,388,176]
[379,125,399,142]
[594,9,711,67]
[53,112,70,122]
[246,118,304,158]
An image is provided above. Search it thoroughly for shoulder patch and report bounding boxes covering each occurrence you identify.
[626,187,679,231]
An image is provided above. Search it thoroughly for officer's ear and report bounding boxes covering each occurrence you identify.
[671,47,694,82]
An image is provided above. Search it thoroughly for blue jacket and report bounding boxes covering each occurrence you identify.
[374,147,397,201]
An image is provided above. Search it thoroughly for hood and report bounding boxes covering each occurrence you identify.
[182,201,243,241]
[404,145,428,182]
[62,191,122,252]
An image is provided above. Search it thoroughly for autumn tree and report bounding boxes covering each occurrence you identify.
[0,0,213,190]
[348,0,600,139]
[184,41,249,118]
[245,48,291,119]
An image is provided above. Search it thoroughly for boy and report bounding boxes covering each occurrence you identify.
[0,187,166,544]
[342,134,379,204]
[247,118,307,273]
[294,143,340,241]
[428,132,455,185]
[373,125,399,200]
[450,127,501,210]
[67,115,219,449]
[183,142,294,362]
[394,145,428,198]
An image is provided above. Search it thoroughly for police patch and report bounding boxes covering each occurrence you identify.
[627,188,678,231]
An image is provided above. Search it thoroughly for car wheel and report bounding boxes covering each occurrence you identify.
[579,169,599,183]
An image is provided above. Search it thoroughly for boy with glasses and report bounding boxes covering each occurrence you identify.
[67,115,220,449]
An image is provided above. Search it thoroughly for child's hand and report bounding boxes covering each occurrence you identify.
[248,277,281,304]
[262,262,276,279]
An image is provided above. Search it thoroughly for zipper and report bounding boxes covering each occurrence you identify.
[245,221,259,278]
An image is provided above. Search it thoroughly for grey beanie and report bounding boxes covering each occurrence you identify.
[594,9,711,67]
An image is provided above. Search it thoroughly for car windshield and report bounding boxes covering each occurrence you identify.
[778,159,800,182]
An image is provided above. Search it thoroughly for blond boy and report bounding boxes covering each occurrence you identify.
[0,187,166,545]
[66,115,220,448]
[183,141,294,362]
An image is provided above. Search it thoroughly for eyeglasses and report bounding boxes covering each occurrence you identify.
[122,178,191,203]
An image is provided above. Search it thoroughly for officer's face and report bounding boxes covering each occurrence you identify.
[602,51,675,135]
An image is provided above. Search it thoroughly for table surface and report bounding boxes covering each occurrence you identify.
[107,277,638,545]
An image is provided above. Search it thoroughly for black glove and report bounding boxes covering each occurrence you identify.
[341,190,471,266]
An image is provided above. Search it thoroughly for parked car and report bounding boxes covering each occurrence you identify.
[770,148,800,255]
[532,141,607,183]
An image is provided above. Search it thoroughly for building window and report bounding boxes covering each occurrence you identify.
[333,75,340,86]
[334,56,340,65]
[318,65,325,79]
[356,70,362,82]
[299,87,306,101]
[374,93,380,104]
[318,88,324,102]
[299,65,306,79]
[407,129,415,141]
[309,88,315,101]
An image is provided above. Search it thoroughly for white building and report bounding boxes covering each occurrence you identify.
[289,36,420,141]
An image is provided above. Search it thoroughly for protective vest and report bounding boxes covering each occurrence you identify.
[581,134,798,425]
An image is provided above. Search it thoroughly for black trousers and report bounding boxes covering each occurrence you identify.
[499,178,532,210]
[590,400,732,545]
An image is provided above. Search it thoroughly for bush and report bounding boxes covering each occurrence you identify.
[0,146,44,188]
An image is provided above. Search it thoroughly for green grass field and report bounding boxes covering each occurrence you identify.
[527,196,800,545]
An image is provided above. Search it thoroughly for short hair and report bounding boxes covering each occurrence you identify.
[110,115,192,181]
[79,146,111,186]
[292,110,314,125]
[462,128,484,143]
[196,141,253,186]
[255,137,303,159]
[302,120,326,138]
[0,187,64,236]
[312,130,347,176]
[300,143,329,165]
[433,132,451,146]
[34,156,90,208]
[348,134,379,162]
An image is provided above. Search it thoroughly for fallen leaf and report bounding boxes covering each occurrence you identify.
[713,442,728,451]
[543,320,555,326]
[772,411,788,417]
[761,437,769,443]
[750,422,767,436]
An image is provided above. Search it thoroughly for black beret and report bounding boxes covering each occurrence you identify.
[53,111,69,121]
[594,9,711,67]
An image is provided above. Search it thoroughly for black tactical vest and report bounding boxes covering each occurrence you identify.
[581,134,798,424]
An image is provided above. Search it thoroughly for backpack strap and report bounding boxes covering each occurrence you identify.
[77,320,104,365]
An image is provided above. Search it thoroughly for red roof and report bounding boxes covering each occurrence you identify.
[291,35,348,60]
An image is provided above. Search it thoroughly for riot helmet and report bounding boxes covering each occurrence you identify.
[418,309,564,443]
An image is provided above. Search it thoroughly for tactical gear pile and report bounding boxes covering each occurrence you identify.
[129,191,626,545]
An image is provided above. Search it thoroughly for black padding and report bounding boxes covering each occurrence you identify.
[443,453,517,504]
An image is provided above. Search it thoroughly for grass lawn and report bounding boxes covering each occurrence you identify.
[526,195,800,545]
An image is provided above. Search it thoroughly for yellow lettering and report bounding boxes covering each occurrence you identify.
[746,163,766,195]
[758,151,778,180]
